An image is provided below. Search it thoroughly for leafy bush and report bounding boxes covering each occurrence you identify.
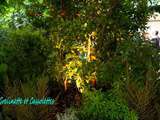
[77,91,138,120]
[0,29,9,88]
[97,37,159,85]
[2,27,54,81]
[96,35,160,119]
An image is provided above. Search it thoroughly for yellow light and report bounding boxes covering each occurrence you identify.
[91,31,97,37]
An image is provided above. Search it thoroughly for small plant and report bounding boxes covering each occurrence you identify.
[3,76,51,120]
[56,108,79,120]
[125,80,158,120]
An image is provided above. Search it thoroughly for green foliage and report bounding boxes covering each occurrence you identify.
[77,90,138,120]
[97,34,159,86]
[0,29,9,88]
[0,0,157,119]
[2,27,54,81]
[97,34,160,119]
[0,29,8,62]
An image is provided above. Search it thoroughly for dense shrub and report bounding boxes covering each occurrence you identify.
[0,29,9,88]
[96,35,160,119]
[77,90,138,120]
[2,27,54,81]
[97,34,159,86]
